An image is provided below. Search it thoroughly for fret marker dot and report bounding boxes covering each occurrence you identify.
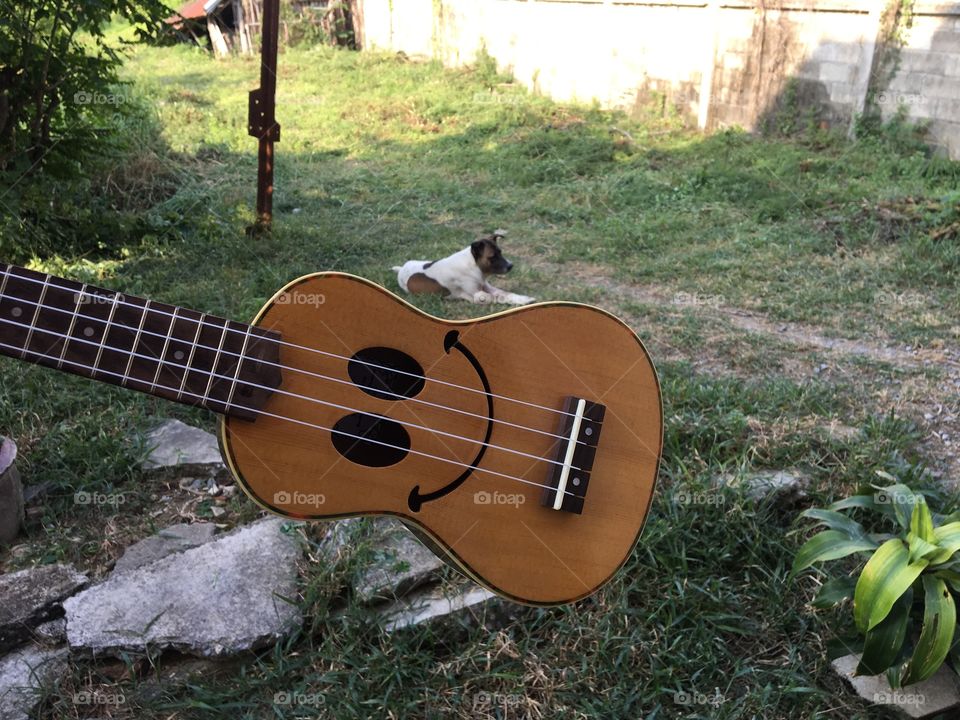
[83,327,94,337]
[10,307,22,318]
[572,477,581,487]
[174,350,185,361]
[584,426,593,436]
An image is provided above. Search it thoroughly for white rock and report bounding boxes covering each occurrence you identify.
[353,519,445,602]
[831,654,960,719]
[381,585,497,631]
[65,518,302,657]
[113,523,217,574]
[0,644,68,720]
[0,564,87,653]
[142,419,223,472]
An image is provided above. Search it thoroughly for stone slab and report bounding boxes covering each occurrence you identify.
[65,518,302,658]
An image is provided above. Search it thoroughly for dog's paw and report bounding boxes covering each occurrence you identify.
[472,290,493,304]
[513,295,536,305]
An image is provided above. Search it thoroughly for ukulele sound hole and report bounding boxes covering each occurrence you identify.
[348,347,425,400]
[331,412,410,467]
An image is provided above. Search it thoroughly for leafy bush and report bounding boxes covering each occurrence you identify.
[792,478,960,687]
[0,0,170,170]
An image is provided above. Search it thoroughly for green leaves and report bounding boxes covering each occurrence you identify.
[812,577,856,609]
[790,531,878,580]
[854,539,927,633]
[857,588,911,676]
[899,577,956,686]
[795,483,960,685]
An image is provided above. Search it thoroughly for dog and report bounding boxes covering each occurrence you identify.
[392,231,535,305]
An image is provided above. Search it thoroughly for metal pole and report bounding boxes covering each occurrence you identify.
[249,0,281,231]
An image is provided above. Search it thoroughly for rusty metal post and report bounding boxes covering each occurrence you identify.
[249,0,281,231]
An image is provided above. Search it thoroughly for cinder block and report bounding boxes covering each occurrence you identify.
[930,28,960,54]
[917,74,960,98]
[897,50,949,76]
[819,62,853,84]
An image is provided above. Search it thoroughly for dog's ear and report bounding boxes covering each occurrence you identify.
[471,240,486,259]
[491,229,507,242]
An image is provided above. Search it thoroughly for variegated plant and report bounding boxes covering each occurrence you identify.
[792,478,960,687]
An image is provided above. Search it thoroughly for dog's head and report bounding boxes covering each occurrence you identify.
[470,230,513,276]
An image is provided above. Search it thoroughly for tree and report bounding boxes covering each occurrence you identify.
[0,0,171,171]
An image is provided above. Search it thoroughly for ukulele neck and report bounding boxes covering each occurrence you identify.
[0,263,282,421]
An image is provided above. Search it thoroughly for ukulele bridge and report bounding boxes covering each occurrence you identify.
[540,397,605,514]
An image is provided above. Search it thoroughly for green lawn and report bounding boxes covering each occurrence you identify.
[1,41,957,719]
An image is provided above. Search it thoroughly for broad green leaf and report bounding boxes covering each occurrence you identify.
[857,588,912,676]
[927,522,960,566]
[829,495,877,511]
[791,531,879,580]
[935,569,960,594]
[801,508,868,539]
[854,539,928,632]
[874,484,920,531]
[907,533,941,565]
[900,576,956,686]
[812,576,856,609]
[829,494,895,521]
[910,498,936,543]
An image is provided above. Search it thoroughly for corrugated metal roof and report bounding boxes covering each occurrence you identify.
[171,0,209,21]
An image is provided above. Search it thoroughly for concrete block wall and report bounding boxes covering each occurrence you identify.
[354,0,960,159]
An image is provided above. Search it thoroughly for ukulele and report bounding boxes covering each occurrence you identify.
[0,263,661,605]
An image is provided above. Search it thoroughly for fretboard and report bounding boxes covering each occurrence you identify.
[0,263,282,421]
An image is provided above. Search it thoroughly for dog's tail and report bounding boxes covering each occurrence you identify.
[391,266,402,273]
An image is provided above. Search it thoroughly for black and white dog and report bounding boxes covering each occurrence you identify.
[392,231,535,305]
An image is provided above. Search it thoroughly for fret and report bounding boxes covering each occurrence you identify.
[150,307,180,393]
[224,324,255,414]
[21,274,51,360]
[202,318,231,408]
[178,312,206,400]
[0,265,12,301]
[63,287,124,376]
[93,292,123,374]
[122,300,151,388]
[34,279,92,363]
[57,284,87,368]
[0,268,42,355]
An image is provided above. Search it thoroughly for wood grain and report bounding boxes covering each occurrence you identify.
[221,273,662,605]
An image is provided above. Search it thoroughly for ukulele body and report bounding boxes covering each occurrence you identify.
[221,273,661,605]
